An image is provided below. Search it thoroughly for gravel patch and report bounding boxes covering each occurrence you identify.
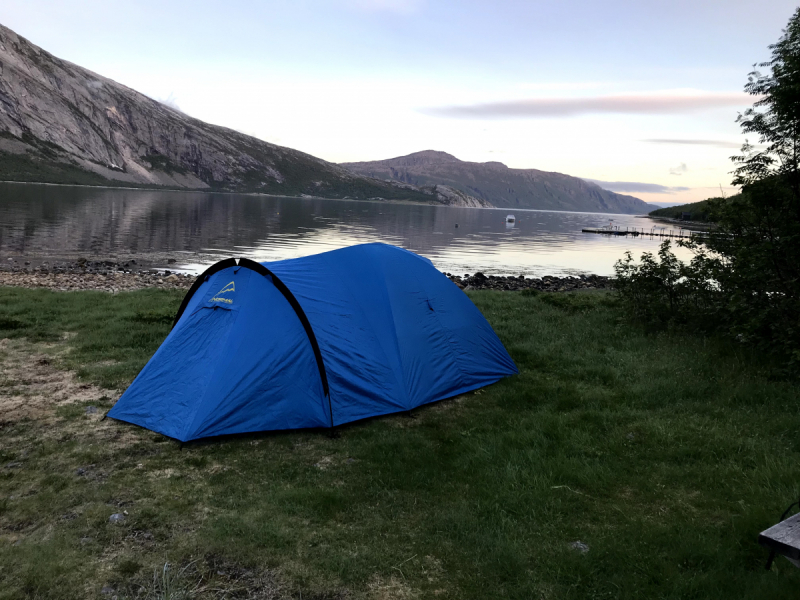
[0,259,195,292]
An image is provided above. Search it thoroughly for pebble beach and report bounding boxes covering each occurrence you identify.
[0,258,612,294]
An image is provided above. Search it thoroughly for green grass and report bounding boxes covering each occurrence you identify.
[0,287,184,389]
[0,287,799,599]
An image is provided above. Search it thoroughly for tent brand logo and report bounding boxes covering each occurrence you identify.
[210,281,235,304]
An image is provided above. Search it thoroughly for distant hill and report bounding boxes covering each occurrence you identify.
[648,196,737,222]
[646,202,686,209]
[0,24,459,204]
[341,150,652,214]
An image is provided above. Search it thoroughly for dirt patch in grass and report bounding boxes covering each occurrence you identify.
[0,338,119,422]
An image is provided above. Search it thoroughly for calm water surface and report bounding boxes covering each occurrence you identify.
[0,182,693,276]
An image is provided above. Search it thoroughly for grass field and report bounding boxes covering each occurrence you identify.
[0,287,799,599]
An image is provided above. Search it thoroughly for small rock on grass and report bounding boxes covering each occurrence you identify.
[108,513,126,524]
[570,541,589,554]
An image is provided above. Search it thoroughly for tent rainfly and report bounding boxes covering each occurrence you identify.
[108,243,518,441]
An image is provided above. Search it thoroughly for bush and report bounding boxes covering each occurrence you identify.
[615,193,800,367]
[613,241,719,329]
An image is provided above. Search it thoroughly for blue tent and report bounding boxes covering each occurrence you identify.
[108,243,517,441]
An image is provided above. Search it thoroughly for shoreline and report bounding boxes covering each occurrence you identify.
[0,259,194,292]
[0,179,445,207]
[0,258,612,293]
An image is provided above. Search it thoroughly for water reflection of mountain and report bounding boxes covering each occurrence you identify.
[0,182,690,276]
[0,183,497,258]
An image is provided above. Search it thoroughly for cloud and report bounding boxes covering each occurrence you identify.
[422,92,750,119]
[515,81,611,92]
[344,0,422,13]
[669,162,688,176]
[643,138,743,149]
[584,178,691,194]
[155,92,184,114]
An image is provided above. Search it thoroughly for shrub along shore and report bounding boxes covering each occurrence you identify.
[0,285,798,599]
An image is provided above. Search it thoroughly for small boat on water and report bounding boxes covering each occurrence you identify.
[506,214,515,223]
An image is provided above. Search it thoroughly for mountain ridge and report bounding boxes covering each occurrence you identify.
[342,150,652,214]
[0,24,488,206]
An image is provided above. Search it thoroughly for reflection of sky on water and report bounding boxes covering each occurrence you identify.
[0,183,695,277]
[206,207,695,277]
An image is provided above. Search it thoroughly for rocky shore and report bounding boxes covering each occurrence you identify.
[0,259,194,292]
[0,258,612,293]
[446,272,612,292]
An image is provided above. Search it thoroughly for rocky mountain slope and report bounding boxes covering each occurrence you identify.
[381,180,491,207]
[0,24,474,204]
[341,150,652,214]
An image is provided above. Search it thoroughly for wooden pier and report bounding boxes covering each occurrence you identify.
[582,227,707,240]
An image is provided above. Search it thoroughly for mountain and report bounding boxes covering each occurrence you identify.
[0,24,474,204]
[341,150,652,214]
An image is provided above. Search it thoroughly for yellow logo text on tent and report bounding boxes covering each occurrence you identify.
[210,281,235,304]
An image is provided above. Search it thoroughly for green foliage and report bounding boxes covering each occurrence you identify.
[1,288,799,598]
[0,150,110,186]
[733,8,800,191]
[617,10,800,367]
[614,241,720,327]
[648,196,732,222]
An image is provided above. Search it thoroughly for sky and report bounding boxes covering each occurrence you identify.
[3,0,799,204]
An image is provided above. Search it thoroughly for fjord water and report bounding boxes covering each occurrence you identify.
[0,182,693,276]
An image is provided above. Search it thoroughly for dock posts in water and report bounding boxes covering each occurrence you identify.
[581,227,707,240]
